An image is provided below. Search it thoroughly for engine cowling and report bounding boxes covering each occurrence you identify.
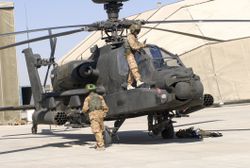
[51,60,99,92]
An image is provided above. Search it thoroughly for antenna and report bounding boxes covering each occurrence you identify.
[157,2,162,8]
[24,4,30,48]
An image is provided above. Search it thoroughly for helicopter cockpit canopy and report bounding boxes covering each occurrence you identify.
[117,44,184,76]
[135,45,184,70]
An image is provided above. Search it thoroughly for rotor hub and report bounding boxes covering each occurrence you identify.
[104,2,123,21]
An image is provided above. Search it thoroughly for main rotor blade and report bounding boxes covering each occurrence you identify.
[142,26,225,42]
[0,27,93,50]
[44,34,57,87]
[0,24,91,38]
[145,19,250,24]
[0,105,35,111]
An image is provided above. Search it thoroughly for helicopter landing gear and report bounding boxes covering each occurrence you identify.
[104,119,125,145]
[161,123,174,139]
[31,124,38,134]
[148,113,174,139]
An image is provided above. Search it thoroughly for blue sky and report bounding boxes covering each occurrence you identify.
[8,0,179,86]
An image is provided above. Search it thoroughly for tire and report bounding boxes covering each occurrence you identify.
[31,125,37,134]
[161,124,174,139]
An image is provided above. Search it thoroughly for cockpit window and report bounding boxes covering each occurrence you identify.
[143,46,183,69]
[117,45,183,76]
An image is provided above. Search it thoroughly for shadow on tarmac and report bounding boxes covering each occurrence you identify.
[0,140,91,155]
[174,120,223,128]
[0,129,204,155]
[2,119,250,155]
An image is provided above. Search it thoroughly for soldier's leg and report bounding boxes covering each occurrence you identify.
[95,131,105,148]
[131,66,144,87]
[127,54,142,81]
[130,67,141,82]
[127,71,134,85]
[98,116,105,147]
[91,118,105,148]
[127,71,135,90]
[126,53,142,88]
[100,118,104,132]
[90,120,101,147]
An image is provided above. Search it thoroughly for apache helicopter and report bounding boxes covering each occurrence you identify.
[1,0,249,140]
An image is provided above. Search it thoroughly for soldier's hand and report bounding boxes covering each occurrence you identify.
[139,49,146,55]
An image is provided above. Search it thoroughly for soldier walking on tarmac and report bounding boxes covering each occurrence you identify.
[82,84,109,151]
[125,23,146,90]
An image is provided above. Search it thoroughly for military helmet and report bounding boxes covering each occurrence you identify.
[129,23,141,35]
[85,84,96,92]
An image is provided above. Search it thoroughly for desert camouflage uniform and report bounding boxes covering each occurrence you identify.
[126,33,146,85]
[82,92,109,148]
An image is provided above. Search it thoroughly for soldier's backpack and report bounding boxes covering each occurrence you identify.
[176,127,223,139]
[89,93,102,112]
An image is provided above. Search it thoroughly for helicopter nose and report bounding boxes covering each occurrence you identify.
[174,80,204,100]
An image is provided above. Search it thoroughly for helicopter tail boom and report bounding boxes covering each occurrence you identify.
[0,105,35,111]
[22,48,44,110]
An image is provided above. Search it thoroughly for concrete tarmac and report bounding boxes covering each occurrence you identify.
[1,104,250,168]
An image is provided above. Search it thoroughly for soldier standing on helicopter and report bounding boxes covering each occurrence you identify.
[125,23,146,90]
[82,84,109,150]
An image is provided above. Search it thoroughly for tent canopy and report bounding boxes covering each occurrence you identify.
[60,0,250,64]
[59,0,250,104]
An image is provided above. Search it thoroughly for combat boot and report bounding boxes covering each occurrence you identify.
[127,84,135,90]
[96,146,105,151]
[136,80,144,87]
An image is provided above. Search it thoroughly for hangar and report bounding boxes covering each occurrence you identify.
[59,0,250,104]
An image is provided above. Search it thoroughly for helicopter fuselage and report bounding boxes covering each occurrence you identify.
[93,43,205,119]
[34,43,208,126]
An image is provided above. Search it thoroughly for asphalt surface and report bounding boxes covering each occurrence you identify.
[1,104,250,168]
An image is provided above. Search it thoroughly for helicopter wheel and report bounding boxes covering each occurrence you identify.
[31,125,38,134]
[161,123,174,139]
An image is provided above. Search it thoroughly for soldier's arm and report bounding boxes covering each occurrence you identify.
[100,96,109,113]
[82,96,90,113]
[127,34,146,50]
